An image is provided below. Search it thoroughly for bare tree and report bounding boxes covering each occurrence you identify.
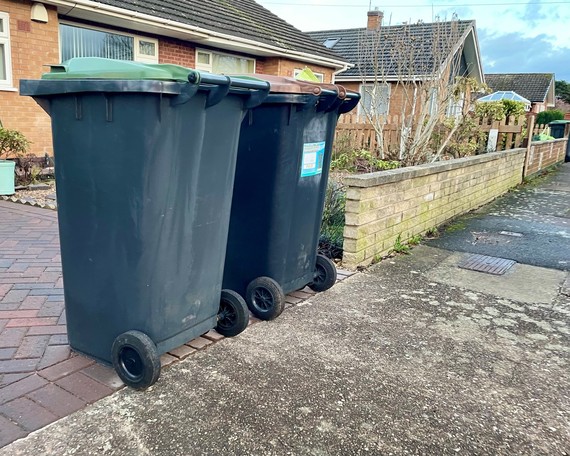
[357,15,480,164]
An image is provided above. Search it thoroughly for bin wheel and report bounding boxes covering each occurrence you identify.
[246,277,285,321]
[111,330,160,390]
[308,254,337,292]
[216,289,249,337]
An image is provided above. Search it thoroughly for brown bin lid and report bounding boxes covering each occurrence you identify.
[241,74,347,98]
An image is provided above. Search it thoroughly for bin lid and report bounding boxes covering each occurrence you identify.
[42,57,197,82]
[237,74,330,96]
[548,120,570,125]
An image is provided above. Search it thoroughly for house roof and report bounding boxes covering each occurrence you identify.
[307,20,478,80]
[484,73,554,103]
[477,91,531,105]
[46,0,348,68]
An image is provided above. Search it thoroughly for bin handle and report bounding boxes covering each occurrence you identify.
[338,93,361,114]
[316,88,340,113]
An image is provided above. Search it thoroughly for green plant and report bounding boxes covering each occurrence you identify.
[425,227,439,238]
[0,126,31,159]
[318,180,347,260]
[331,149,400,174]
[408,234,422,246]
[391,234,411,254]
[475,99,527,121]
[536,110,564,126]
[431,115,486,159]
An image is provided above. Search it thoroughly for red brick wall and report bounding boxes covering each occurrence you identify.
[0,0,59,156]
[158,38,195,67]
[259,57,334,82]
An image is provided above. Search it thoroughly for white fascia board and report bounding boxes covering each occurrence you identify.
[43,0,347,69]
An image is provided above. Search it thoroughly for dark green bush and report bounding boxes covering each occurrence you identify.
[536,110,564,125]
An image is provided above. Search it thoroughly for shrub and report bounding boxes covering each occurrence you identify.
[331,149,400,174]
[319,180,347,260]
[536,110,564,126]
[0,126,30,159]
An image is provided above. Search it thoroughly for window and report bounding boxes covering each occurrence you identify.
[293,68,324,82]
[195,49,255,74]
[0,12,13,89]
[60,23,158,63]
[359,83,390,116]
[446,92,464,119]
[322,38,340,49]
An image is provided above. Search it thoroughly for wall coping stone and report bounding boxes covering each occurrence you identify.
[344,149,527,188]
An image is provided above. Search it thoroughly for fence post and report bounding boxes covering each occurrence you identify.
[523,113,535,178]
[487,120,499,152]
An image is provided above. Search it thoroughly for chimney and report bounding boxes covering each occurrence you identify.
[367,9,383,30]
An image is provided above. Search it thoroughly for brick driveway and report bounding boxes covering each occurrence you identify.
[0,200,348,448]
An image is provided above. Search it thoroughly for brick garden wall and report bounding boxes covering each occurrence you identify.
[0,0,59,156]
[342,149,527,269]
[524,138,568,177]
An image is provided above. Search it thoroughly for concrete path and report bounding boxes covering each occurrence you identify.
[1,164,569,455]
[428,163,570,270]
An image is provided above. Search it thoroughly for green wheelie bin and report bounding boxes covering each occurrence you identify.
[20,58,269,389]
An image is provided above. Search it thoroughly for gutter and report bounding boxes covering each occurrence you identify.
[41,0,349,69]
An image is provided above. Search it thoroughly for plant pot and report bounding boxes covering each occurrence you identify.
[0,160,16,196]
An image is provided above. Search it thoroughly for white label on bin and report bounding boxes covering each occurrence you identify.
[301,141,325,177]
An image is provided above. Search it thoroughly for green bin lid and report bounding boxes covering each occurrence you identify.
[548,120,570,125]
[42,57,197,82]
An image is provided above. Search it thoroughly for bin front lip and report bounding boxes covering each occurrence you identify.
[19,79,185,97]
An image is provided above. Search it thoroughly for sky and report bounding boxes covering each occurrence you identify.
[255,0,570,82]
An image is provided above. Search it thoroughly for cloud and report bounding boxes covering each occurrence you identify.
[478,29,570,81]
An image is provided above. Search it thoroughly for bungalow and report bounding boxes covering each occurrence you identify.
[0,0,349,156]
[484,73,556,114]
[307,11,484,120]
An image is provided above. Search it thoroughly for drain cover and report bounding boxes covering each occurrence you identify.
[458,254,516,275]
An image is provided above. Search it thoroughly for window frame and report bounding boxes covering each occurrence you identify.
[195,48,256,74]
[59,21,159,64]
[0,12,14,90]
[293,68,324,82]
[359,82,391,117]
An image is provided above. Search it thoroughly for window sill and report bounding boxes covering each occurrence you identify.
[0,86,18,92]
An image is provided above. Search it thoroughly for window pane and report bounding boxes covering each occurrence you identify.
[0,18,4,34]
[197,52,210,65]
[0,44,6,80]
[138,40,155,57]
[212,54,253,74]
[60,24,134,61]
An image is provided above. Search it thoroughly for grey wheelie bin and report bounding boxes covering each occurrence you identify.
[20,58,269,389]
[222,76,360,321]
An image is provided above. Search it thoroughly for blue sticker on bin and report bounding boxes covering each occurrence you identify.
[300,141,325,177]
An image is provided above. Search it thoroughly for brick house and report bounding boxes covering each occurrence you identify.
[0,0,349,156]
[307,11,484,120]
[484,73,556,114]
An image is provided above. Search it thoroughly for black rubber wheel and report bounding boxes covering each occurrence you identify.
[111,330,160,390]
[216,289,249,337]
[308,254,337,292]
[245,276,285,321]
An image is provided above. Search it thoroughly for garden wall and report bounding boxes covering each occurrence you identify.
[342,149,526,269]
[524,138,568,177]
[342,138,568,269]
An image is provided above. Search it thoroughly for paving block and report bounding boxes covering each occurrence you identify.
[55,372,114,403]
[0,414,26,447]
[27,384,86,418]
[0,374,48,405]
[1,396,58,432]
[186,337,213,350]
[38,355,94,382]
[169,344,197,359]
[80,364,123,390]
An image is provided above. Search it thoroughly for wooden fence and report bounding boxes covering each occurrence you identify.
[335,114,540,156]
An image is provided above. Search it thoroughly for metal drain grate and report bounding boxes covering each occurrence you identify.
[458,254,516,275]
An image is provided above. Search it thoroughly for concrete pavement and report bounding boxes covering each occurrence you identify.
[1,164,569,455]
